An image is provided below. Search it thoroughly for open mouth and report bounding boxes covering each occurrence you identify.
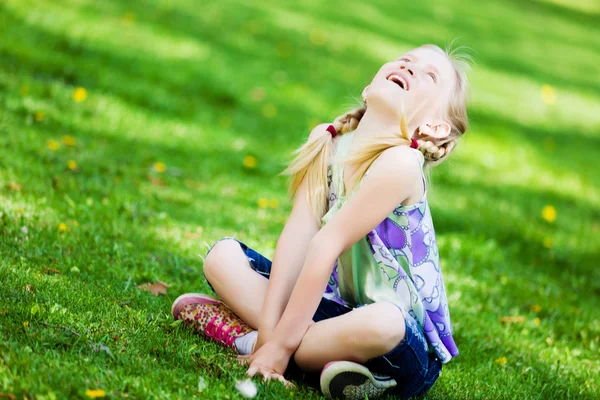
[387,74,409,91]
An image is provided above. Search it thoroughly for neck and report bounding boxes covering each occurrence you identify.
[352,105,418,139]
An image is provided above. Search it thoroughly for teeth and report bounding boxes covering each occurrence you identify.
[388,74,406,89]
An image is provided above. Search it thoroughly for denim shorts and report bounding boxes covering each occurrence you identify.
[204,238,443,398]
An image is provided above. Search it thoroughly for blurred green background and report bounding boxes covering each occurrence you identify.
[0,0,599,399]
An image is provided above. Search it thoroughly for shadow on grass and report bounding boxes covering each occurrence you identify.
[468,109,600,190]
[248,0,600,96]
[1,0,599,398]
[433,177,599,289]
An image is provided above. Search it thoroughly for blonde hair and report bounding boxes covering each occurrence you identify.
[283,44,471,222]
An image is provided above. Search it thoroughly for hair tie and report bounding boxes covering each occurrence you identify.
[410,138,419,149]
[326,124,338,138]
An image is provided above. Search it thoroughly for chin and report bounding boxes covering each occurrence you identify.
[368,88,407,117]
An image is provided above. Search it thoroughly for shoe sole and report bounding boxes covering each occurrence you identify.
[171,293,220,320]
[320,361,396,400]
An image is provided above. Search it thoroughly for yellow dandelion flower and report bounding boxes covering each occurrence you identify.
[219,116,232,129]
[257,198,269,208]
[543,137,556,152]
[47,140,60,151]
[541,205,556,223]
[250,87,266,102]
[246,20,261,35]
[543,237,553,248]
[62,135,76,146]
[121,12,136,24]
[276,42,292,58]
[269,199,279,208]
[73,87,88,102]
[67,160,78,170]
[262,103,277,119]
[494,356,507,365]
[243,155,257,169]
[534,317,541,326]
[309,28,328,46]
[58,223,68,232]
[35,111,45,122]
[541,84,556,105]
[530,304,542,313]
[85,389,106,398]
[153,162,167,173]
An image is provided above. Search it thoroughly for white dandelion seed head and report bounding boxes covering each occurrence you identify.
[235,379,257,398]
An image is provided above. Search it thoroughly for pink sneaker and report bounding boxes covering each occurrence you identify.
[171,293,253,350]
[171,293,220,320]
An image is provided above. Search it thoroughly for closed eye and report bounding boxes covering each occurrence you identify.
[428,72,437,83]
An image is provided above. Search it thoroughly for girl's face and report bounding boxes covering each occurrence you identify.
[365,46,456,126]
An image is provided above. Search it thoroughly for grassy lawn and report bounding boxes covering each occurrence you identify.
[1,0,599,398]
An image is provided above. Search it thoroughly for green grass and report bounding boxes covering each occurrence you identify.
[1,0,599,398]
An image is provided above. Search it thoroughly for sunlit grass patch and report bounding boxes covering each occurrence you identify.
[0,0,599,399]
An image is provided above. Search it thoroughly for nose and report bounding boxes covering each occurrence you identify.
[400,64,414,76]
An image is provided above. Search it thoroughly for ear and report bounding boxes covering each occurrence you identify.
[361,85,370,103]
[417,121,451,141]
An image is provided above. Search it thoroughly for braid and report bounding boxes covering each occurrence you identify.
[282,105,368,223]
[416,138,458,165]
[284,43,470,222]
[332,106,366,135]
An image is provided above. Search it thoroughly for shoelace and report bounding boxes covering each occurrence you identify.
[205,315,243,347]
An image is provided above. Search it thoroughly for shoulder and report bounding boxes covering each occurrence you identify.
[352,146,422,209]
[367,146,422,184]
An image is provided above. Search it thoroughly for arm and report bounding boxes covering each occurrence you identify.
[270,146,423,353]
[256,178,318,345]
[256,124,331,348]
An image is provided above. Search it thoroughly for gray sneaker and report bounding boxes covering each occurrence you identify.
[320,361,397,399]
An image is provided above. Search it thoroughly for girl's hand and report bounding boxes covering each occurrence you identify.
[238,341,295,388]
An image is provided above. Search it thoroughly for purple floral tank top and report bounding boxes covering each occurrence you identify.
[320,131,459,363]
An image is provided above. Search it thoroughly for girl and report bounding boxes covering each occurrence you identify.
[172,44,469,399]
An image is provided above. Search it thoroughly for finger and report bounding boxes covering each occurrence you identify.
[270,374,295,389]
[284,378,296,389]
[274,374,288,386]
[237,355,251,366]
[262,371,272,382]
[246,364,258,378]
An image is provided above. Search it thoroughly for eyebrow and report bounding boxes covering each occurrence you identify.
[428,64,440,76]
[398,54,417,61]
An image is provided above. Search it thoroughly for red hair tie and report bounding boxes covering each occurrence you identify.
[410,138,419,149]
[326,124,338,138]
